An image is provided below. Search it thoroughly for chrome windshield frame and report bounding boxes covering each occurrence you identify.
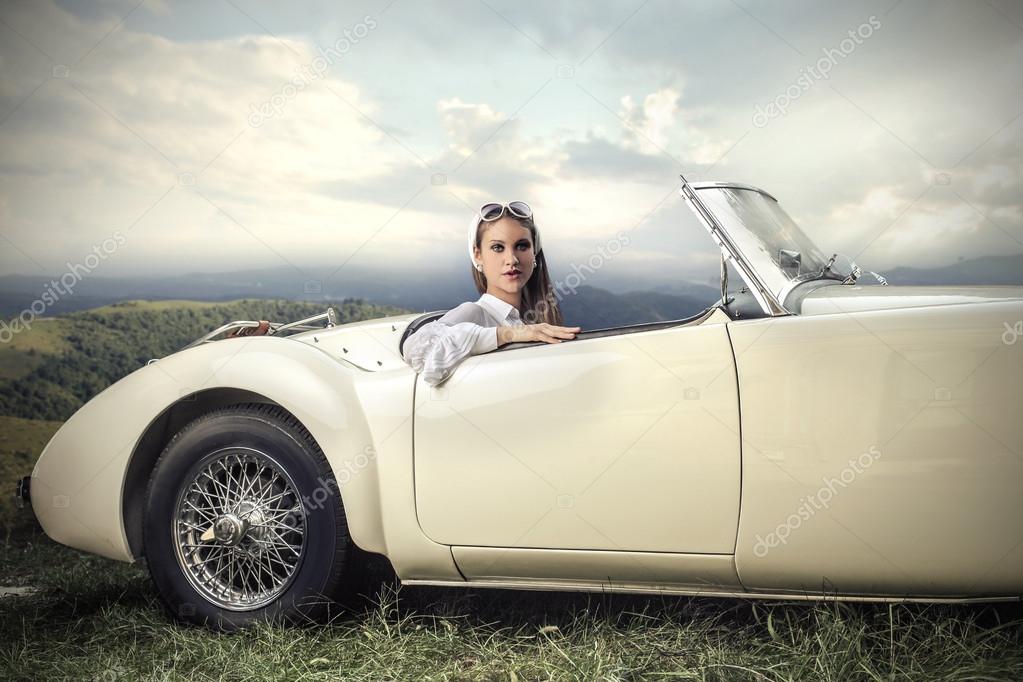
[679,175,788,317]
[178,308,339,352]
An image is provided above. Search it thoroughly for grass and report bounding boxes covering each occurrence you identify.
[0,416,63,533]
[1,301,1022,679]
[86,299,259,314]
[0,318,70,381]
[0,317,71,354]
[0,526,1021,681]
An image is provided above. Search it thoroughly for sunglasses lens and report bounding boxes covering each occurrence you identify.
[508,201,532,218]
[481,203,504,221]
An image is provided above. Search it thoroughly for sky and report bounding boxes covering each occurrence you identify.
[0,0,1021,289]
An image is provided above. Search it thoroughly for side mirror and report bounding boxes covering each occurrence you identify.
[779,249,802,278]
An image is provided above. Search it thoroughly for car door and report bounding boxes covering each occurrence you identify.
[412,308,741,555]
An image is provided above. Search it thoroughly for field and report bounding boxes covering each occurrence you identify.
[1,525,1022,680]
[2,300,1022,680]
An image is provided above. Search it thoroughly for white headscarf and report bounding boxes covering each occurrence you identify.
[468,205,542,266]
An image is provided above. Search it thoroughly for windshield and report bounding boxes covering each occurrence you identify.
[695,186,835,303]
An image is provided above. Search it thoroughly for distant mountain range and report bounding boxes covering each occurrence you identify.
[1,252,1020,323]
[0,263,721,324]
[0,264,471,318]
[881,253,1023,286]
[563,286,715,329]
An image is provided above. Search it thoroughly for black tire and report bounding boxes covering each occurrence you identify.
[143,403,354,630]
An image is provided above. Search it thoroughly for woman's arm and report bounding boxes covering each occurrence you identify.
[496,322,581,347]
[401,303,497,386]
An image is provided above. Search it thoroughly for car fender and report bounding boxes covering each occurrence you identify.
[31,336,389,563]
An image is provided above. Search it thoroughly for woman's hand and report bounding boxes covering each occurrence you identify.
[497,323,581,347]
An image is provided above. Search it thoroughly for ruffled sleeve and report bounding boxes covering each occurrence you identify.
[402,303,499,386]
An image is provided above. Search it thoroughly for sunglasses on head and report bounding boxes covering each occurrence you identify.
[478,201,532,222]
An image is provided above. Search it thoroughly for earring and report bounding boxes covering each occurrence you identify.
[532,260,537,267]
[475,263,483,272]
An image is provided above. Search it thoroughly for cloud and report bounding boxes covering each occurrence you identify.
[0,0,1020,285]
[560,133,677,181]
[618,87,681,154]
[0,1,420,275]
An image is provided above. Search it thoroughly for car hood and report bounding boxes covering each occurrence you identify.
[798,284,1023,315]
[289,310,424,372]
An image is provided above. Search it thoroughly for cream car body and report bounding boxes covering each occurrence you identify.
[25,179,1023,609]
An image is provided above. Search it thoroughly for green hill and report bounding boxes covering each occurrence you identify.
[0,297,410,423]
[0,298,411,532]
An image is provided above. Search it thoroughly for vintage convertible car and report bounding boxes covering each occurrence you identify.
[17,177,1023,629]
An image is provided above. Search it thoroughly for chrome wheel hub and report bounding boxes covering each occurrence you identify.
[173,448,307,611]
[212,513,246,546]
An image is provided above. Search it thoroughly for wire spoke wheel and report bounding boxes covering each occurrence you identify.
[173,447,307,611]
[146,404,357,629]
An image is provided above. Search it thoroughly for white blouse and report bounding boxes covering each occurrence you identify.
[402,293,523,386]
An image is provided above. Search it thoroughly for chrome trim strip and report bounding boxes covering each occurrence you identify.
[679,175,787,317]
[401,579,1020,604]
[181,308,338,351]
[690,181,778,202]
[777,275,844,311]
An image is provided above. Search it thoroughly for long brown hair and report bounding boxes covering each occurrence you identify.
[471,213,564,326]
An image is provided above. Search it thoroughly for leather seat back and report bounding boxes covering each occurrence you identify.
[398,310,447,357]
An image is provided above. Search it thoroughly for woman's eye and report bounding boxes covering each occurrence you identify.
[491,245,502,252]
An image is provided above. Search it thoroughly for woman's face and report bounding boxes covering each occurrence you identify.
[474,217,536,297]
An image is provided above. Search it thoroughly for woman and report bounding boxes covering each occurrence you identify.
[402,201,581,386]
